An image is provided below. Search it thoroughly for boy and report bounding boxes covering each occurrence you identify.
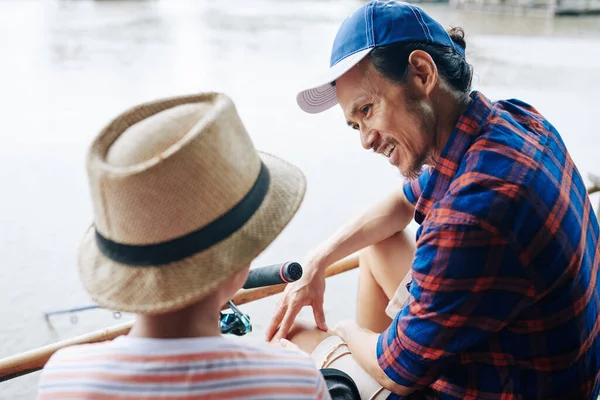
[37,93,332,399]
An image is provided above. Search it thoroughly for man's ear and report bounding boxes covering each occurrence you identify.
[406,50,438,98]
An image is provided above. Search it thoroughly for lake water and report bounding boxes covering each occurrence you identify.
[0,0,599,398]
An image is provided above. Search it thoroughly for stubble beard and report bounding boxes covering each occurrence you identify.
[401,97,436,180]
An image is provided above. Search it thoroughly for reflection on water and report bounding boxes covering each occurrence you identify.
[0,1,599,398]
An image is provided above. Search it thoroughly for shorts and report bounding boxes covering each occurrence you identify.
[310,335,391,400]
[385,269,413,319]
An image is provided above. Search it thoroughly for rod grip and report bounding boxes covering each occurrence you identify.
[242,262,303,289]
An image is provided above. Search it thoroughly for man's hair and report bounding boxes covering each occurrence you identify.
[368,27,473,94]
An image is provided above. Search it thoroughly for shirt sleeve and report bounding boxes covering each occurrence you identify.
[376,216,534,389]
[36,348,69,399]
[402,167,432,206]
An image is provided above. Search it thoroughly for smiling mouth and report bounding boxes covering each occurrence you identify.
[382,143,395,158]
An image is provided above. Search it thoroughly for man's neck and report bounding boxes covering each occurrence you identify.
[128,295,223,339]
[432,89,472,161]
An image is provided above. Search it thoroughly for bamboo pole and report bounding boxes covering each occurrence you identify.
[0,253,359,382]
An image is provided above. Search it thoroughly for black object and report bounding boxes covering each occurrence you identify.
[242,261,303,289]
[320,368,361,400]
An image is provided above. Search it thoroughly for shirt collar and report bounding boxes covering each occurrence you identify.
[413,91,494,224]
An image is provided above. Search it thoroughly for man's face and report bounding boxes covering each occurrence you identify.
[335,58,436,179]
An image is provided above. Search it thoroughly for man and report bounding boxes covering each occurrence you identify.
[36,93,333,399]
[267,1,600,399]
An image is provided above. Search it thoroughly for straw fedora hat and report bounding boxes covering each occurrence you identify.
[78,93,306,314]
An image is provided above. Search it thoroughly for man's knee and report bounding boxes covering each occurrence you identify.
[359,230,415,298]
[362,231,415,261]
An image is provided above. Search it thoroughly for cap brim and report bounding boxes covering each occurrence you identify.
[296,48,373,114]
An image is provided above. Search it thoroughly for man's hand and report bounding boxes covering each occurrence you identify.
[265,254,328,341]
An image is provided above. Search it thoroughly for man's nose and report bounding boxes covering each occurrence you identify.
[360,128,376,150]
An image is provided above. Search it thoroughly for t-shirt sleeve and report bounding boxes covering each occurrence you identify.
[36,347,75,399]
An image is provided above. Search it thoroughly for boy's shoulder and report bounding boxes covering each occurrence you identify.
[39,337,331,400]
[44,335,316,368]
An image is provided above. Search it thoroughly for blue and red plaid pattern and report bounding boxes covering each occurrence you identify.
[377,91,600,399]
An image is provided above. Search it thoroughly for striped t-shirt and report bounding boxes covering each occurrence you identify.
[37,335,332,400]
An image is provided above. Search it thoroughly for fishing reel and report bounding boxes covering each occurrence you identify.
[219,300,252,336]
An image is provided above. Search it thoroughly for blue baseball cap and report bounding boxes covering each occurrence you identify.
[296,0,465,114]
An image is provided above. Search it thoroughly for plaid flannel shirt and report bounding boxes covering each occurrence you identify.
[377,91,600,400]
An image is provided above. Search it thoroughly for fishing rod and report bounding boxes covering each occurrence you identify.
[44,305,117,324]
[1,254,360,382]
[43,261,304,333]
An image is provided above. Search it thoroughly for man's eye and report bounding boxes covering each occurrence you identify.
[352,124,359,130]
[360,105,371,116]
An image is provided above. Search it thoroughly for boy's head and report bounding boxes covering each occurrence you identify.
[78,93,306,315]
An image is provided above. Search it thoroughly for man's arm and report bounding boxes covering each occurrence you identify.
[266,184,415,341]
[312,165,431,270]
[312,185,414,269]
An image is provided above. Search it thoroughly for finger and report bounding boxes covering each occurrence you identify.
[265,305,287,342]
[312,298,328,332]
[265,301,288,342]
[274,304,302,341]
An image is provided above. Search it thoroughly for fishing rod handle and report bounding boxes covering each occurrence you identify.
[242,261,303,289]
